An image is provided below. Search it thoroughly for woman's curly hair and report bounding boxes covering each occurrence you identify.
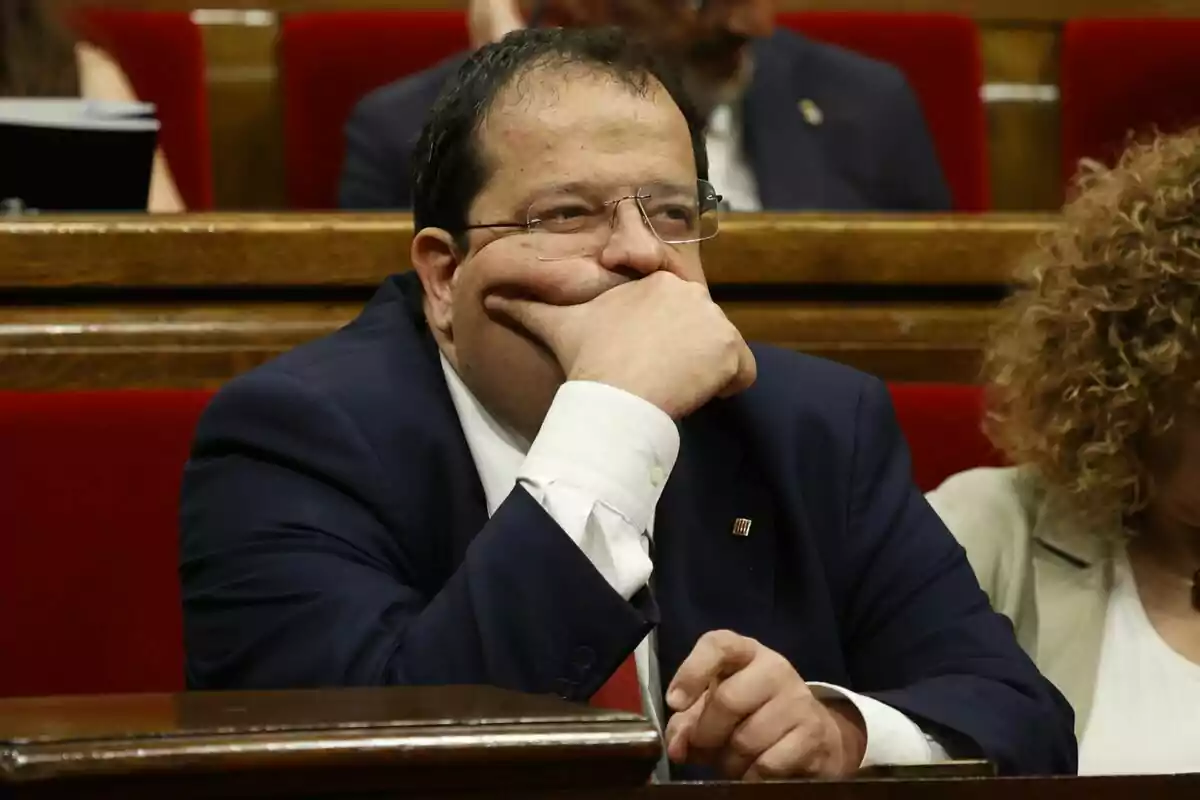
[985,129,1200,528]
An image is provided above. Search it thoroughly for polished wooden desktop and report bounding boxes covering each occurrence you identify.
[0,686,659,798]
[4,686,1199,798]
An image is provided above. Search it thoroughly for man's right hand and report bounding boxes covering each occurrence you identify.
[484,272,757,419]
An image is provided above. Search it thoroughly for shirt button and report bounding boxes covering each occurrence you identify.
[649,465,666,486]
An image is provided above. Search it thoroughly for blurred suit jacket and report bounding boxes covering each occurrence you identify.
[337,29,952,212]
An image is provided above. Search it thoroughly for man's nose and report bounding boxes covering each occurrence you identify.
[597,198,667,277]
[724,0,775,40]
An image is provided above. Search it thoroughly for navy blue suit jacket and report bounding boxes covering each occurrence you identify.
[337,30,952,212]
[180,272,1074,776]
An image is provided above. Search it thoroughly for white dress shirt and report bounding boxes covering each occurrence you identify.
[1078,553,1200,775]
[705,103,762,213]
[440,355,948,774]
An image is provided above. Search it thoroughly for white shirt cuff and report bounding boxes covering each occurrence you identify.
[518,381,680,599]
[809,682,950,768]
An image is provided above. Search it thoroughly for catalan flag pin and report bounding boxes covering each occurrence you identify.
[799,98,824,126]
[731,518,752,537]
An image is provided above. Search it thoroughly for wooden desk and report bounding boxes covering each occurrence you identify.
[0,213,1047,388]
[0,686,659,798]
[4,687,1199,798]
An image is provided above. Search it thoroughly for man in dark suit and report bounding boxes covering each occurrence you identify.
[338,0,952,212]
[183,26,1073,781]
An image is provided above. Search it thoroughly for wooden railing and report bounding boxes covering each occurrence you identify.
[0,213,1052,389]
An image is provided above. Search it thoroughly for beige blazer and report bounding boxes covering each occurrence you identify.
[926,466,1121,738]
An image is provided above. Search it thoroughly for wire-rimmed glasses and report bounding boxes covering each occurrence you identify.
[464,179,722,262]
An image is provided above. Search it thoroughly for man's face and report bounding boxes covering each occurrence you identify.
[420,68,707,439]
[547,1,776,109]
[677,0,776,102]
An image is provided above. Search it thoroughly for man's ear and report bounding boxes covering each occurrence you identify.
[411,228,463,338]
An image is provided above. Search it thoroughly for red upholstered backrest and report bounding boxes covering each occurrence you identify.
[778,12,989,212]
[0,383,992,696]
[1061,18,1200,189]
[887,383,1002,492]
[279,10,470,210]
[75,9,213,210]
[0,390,212,697]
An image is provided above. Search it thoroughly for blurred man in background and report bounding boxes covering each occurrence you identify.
[338,0,951,213]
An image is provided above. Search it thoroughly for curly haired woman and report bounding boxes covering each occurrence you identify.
[928,130,1200,776]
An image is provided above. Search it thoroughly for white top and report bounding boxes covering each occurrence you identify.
[705,104,761,212]
[440,355,947,776]
[1079,554,1200,775]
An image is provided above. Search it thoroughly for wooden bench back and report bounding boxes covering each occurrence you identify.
[0,212,1055,388]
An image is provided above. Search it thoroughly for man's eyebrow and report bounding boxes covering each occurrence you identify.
[513,181,598,210]
[511,180,698,211]
[639,180,698,198]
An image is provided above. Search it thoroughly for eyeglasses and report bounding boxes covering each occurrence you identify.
[464,180,722,262]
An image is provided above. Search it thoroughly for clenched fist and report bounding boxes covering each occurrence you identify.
[665,630,867,781]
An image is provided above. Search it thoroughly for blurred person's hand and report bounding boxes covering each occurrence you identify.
[467,0,527,47]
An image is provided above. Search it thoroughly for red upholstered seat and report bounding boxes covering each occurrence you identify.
[75,9,214,210]
[1061,18,1200,189]
[888,383,1001,492]
[279,10,470,210]
[778,12,989,212]
[0,391,211,697]
[0,382,993,696]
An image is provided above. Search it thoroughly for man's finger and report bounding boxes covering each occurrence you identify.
[717,341,757,399]
[742,725,826,783]
[664,690,707,764]
[483,293,568,344]
[687,648,794,751]
[666,630,756,711]
[484,263,627,308]
[716,691,804,780]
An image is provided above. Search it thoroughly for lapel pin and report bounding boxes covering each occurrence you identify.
[731,518,752,537]
[799,98,824,126]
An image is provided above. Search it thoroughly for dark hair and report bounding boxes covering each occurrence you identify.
[412,26,709,234]
[0,0,80,97]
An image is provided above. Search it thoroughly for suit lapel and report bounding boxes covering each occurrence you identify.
[1029,493,1115,737]
[652,402,778,689]
[742,36,828,211]
[398,275,492,573]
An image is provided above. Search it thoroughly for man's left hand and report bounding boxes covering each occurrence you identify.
[664,630,868,781]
